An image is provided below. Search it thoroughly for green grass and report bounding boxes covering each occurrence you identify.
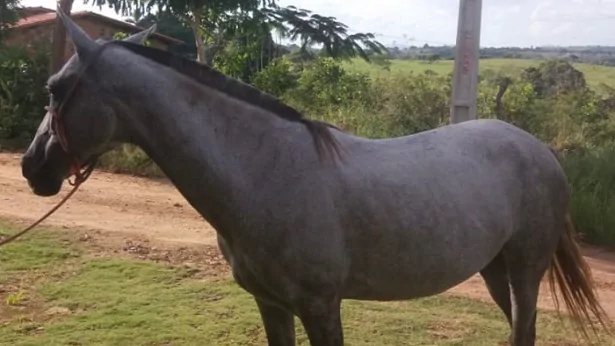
[562,148,615,245]
[0,226,612,345]
[342,58,615,90]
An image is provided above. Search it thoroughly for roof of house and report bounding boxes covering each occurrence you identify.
[12,8,183,45]
[17,6,55,17]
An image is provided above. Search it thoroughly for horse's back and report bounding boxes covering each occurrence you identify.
[338,119,566,202]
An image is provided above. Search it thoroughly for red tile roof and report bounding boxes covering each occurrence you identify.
[16,12,58,27]
[11,9,183,45]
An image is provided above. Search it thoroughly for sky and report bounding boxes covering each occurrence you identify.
[20,0,615,48]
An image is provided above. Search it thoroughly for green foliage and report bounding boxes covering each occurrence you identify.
[131,9,197,58]
[260,5,387,62]
[369,54,392,71]
[251,56,297,96]
[0,0,21,43]
[368,72,451,136]
[285,57,372,113]
[474,67,615,151]
[0,43,50,143]
[523,60,587,97]
[112,31,152,46]
[211,17,279,81]
[85,0,386,66]
[562,147,615,245]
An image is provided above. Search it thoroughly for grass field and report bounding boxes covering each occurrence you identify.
[343,58,615,91]
[0,225,613,346]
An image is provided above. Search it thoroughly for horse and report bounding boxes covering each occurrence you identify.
[20,9,611,346]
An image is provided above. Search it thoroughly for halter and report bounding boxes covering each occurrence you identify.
[0,41,117,247]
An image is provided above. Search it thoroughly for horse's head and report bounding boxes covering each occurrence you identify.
[21,9,156,196]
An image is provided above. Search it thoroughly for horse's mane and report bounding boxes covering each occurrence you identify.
[113,41,343,162]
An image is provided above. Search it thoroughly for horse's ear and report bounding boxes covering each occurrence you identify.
[56,6,99,60]
[122,24,157,44]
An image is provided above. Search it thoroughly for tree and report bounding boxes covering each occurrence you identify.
[0,0,21,43]
[130,9,197,58]
[84,0,386,65]
[426,54,440,64]
[522,60,587,98]
[86,0,275,63]
[494,76,511,120]
[261,5,386,62]
[49,0,75,74]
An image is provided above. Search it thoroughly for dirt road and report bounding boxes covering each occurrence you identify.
[0,153,215,246]
[1,152,614,320]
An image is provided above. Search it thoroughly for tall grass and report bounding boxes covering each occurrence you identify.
[562,148,615,245]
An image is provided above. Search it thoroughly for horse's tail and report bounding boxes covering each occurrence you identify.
[547,212,612,339]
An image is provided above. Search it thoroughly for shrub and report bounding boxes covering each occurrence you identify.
[286,57,373,113]
[251,56,298,97]
[561,147,615,245]
[368,72,451,136]
[0,42,50,146]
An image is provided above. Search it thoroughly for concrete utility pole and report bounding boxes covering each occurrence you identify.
[450,0,482,124]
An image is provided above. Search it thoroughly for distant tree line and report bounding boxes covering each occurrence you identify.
[381,44,615,66]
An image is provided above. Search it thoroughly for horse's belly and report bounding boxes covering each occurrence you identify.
[340,243,502,301]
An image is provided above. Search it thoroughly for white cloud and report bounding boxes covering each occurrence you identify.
[19,0,615,47]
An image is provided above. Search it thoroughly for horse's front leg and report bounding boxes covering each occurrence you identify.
[256,298,296,346]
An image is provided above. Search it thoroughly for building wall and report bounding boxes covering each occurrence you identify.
[5,16,171,62]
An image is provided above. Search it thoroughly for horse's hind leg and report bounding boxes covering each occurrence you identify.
[295,295,344,346]
[480,252,513,327]
[503,243,555,346]
[255,298,296,346]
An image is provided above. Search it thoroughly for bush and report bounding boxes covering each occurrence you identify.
[251,56,298,97]
[0,42,50,145]
[368,72,451,136]
[562,148,615,245]
[285,57,373,113]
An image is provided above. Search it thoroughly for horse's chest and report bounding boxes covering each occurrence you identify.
[218,240,288,303]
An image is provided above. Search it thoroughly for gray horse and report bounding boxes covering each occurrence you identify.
[20,9,611,346]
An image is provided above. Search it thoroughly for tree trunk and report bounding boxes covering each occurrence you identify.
[495,77,511,120]
[188,9,207,64]
[49,0,74,75]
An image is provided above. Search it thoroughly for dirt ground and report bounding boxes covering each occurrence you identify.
[1,152,614,321]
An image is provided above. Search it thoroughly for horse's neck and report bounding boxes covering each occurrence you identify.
[118,71,313,235]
